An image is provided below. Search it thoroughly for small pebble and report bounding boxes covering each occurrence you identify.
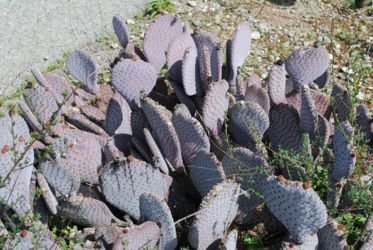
[251,31,260,40]
[187,1,197,7]
[126,19,135,25]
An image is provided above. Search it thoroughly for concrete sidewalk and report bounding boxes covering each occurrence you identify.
[0,0,148,95]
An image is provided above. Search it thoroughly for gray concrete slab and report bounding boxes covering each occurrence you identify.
[0,0,148,95]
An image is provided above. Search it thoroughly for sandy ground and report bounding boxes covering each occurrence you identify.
[0,0,148,95]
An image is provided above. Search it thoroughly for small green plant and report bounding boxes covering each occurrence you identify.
[337,213,367,245]
[145,0,176,18]
[243,233,263,249]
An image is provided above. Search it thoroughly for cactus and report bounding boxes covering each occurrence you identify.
[332,121,356,181]
[314,70,329,89]
[172,104,210,165]
[95,225,125,245]
[57,194,125,227]
[169,81,197,115]
[267,104,303,153]
[112,16,130,49]
[100,158,170,220]
[50,128,102,184]
[142,97,183,170]
[167,33,197,82]
[188,181,240,249]
[299,85,318,134]
[4,225,60,250]
[222,147,270,223]
[356,103,372,143]
[285,43,329,87]
[245,84,270,114]
[23,84,61,126]
[40,160,80,197]
[112,59,157,108]
[331,83,351,122]
[202,80,229,136]
[229,100,270,148]
[64,109,107,135]
[223,229,238,250]
[193,32,221,90]
[143,128,170,174]
[188,151,226,197]
[66,50,100,94]
[36,173,58,215]
[0,113,34,216]
[79,105,105,124]
[286,88,331,119]
[113,222,160,250]
[105,92,132,135]
[281,233,319,250]
[42,71,74,106]
[317,218,348,250]
[268,61,288,105]
[144,14,184,72]
[228,22,251,85]
[140,192,177,250]
[263,176,327,243]
[181,48,198,96]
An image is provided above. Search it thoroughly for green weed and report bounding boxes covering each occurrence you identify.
[145,0,176,18]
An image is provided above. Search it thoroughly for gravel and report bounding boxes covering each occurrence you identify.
[0,0,149,95]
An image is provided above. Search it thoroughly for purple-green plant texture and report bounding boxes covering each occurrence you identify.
[0,11,370,250]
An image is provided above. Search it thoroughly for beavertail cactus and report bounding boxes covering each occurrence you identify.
[268,61,287,105]
[286,88,331,119]
[142,97,183,170]
[112,59,157,108]
[40,160,80,197]
[267,104,303,153]
[140,192,177,250]
[188,151,226,197]
[23,84,61,126]
[36,173,58,215]
[181,48,198,96]
[50,129,102,184]
[170,81,197,114]
[314,70,329,89]
[332,121,356,181]
[331,83,351,122]
[105,92,132,135]
[229,100,270,149]
[57,194,125,227]
[66,50,100,94]
[172,104,210,165]
[100,158,170,220]
[228,22,251,85]
[263,176,327,243]
[0,113,34,216]
[356,103,372,143]
[193,32,221,90]
[112,15,130,48]
[64,108,107,135]
[317,218,348,250]
[285,43,329,87]
[222,147,270,223]
[281,233,319,250]
[144,14,184,72]
[299,85,318,134]
[188,182,240,249]
[167,33,197,82]
[245,84,270,114]
[113,222,160,250]
[223,229,238,250]
[202,80,229,136]
[143,128,170,174]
